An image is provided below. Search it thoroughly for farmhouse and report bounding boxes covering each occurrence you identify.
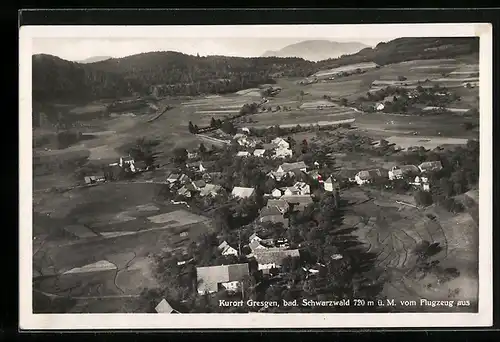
[271,188,284,198]
[119,156,135,168]
[277,161,307,174]
[273,147,293,159]
[155,299,179,314]
[84,173,106,185]
[354,169,388,185]
[252,248,301,274]
[412,176,431,191]
[388,165,420,180]
[375,103,385,111]
[199,184,222,197]
[249,233,263,243]
[236,151,250,157]
[249,239,267,252]
[266,199,290,214]
[218,241,239,257]
[192,180,207,191]
[253,149,266,157]
[284,186,300,196]
[186,161,214,173]
[279,195,314,211]
[196,264,250,294]
[231,186,255,199]
[418,161,443,173]
[259,206,289,227]
[187,151,198,159]
[272,137,290,149]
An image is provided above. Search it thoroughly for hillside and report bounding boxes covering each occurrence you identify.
[315,37,479,70]
[32,37,479,104]
[32,52,313,103]
[261,40,368,62]
[77,56,113,64]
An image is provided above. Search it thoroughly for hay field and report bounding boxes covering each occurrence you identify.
[385,136,468,150]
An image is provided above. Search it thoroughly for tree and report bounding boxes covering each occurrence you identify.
[188,121,195,134]
[340,98,348,106]
[414,190,433,207]
[194,125,199,134]
[172,147,188,164]
[398,75,407,81]
[210,117,217,128]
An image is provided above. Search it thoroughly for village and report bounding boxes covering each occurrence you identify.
[75,120,461,314]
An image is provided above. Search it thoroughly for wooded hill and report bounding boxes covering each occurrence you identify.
[32,38,479,103]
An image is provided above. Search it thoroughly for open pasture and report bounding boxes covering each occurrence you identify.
[314,62,379,77]
[385,135,469,150]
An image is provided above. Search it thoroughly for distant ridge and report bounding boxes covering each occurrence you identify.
[261,40,369,62]
[77,56,113,64]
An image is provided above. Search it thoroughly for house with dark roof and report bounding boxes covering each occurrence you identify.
[279,195,314,211]
[258,206,289,227]
[277,161,307,173]
[252,248,301,274]
[354,169,388,185]
[418,161,443,173]
[266,199,289,214]
[196,263,249,294]
[388,165,420,180]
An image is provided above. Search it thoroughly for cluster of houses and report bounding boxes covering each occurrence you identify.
[83,155,150,185]
[233,135,294,160]
[195,233,302,295]
[349,160,443,191]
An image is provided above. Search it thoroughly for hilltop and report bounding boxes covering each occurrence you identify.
[77,56,113,64]
[315,37,479,70]
[261,40,368,62]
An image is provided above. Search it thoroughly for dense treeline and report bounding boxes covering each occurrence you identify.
[32,38,478,103]
[32,52,311,102]
[315,37,478,70]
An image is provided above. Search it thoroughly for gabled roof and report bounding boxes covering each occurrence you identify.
[155,299,175,313]
[284,186,300,194]
[249,233,262,241]
[253,248,300,265]
[193,180,206,188]
[253,149,266,156]
[279,161,307,172]
[167,173,180,180]
[260,206,283,217]
[279,195,313,206]
[267,199,289,211]
[391,165,419,175]
[199,183,221,197]
[262,143,275,150]
[418,161,443,171]
[356,169,386,180]
[249,239,266,251]
[236,151,250,157]
[231,186,255,198]
[196,263,249,294]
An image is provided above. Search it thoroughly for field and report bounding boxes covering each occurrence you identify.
[341,187,478,311]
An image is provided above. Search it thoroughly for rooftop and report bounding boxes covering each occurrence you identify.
[232,186,255,198]
[196,263,249,294]
[279,161,307,172]
[253,248,300,266]
[155,299,175,313]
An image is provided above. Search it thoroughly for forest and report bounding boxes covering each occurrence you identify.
[32,37,479,104]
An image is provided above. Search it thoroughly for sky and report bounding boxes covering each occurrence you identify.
[32,37,390,61]
[28,23,478,62]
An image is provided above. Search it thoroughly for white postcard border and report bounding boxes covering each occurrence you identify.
[19,23,493,330]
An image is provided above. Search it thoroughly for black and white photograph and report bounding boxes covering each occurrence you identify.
[19,23,492,329]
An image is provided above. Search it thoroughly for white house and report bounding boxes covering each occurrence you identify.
[273,147,293,159]
[187,151,198,159]
[418,161,443,173]
[253,149,266,157]
[272,137,290,149]
[284,186,300,196]
[236,151,250,157]
[218,241,239,257]
[242,127,250,134]
[196,264,249,294]
[249,233,263,243]
[199,183,222,197]
[411,175,431,191]
[375,103,385,111]
[271,188,284,198]
[323,176,336,192]
[267,199,290,214]
[119,156,135,168]
[388,165,420,180]
[231,186,255,199]
[155,299,178,314]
